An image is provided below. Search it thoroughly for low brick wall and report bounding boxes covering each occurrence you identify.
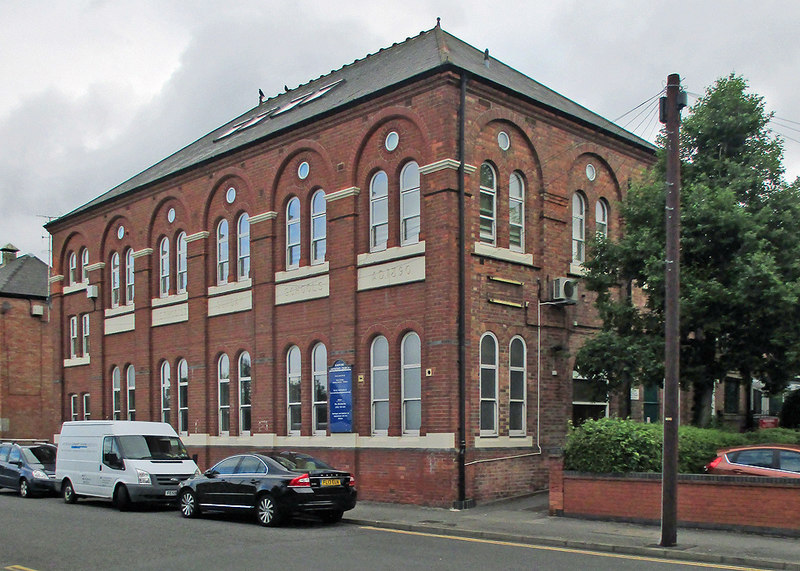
[548,455,800,536]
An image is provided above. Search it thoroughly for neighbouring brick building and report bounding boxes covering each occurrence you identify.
[0,244,57,440]
[45,25,655,506]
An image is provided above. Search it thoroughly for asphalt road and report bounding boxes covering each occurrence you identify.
[0,489,752,570]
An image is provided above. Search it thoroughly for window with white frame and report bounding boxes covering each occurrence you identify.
[125,248,134,304]
[312,343,327,434]
[110,252,120,307]
[402,332,421,434]
[81,248,89,283]
[287,345,301,434]
[70,394,78,421]
[370,171,388,251]
[178,359,188,433]
[509,337,526,435]
[126,365,136,421]
[160,361,171,425]
[480,333,498,435]
[400,162,420,245]
[217,220,229,284]
[509,172,525,252]
[371,336,389,435]
[69,316,78,358]
[310,191,326,265]
[479,163,497,244]
[237,214,250,279]
[81,314,90,356]
[159,237,170,296]
[218,354,230,434]
[112,366,121,420]
[572,192,586,263]
[286,198,301,269]
[596,198,609,239]
[239,352,251,434]
[176,232,187,294]
[82,393,91,420]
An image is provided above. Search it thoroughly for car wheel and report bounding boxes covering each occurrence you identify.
[256,494,283,527]
[179,489,200,519]
[63,480,77,504]
[320,510,343,524]
[113,485,131,511]
[19,479,30,498]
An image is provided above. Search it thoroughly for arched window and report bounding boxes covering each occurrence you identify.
[237,214,250,279]
[110,253,120,307]
[217,220,229,284]
[125,248,135,304]
[287,346,301,434]
[176,232,187,293]
[509,337,527,436]
[218,354,230,435]
[402,332,421,434]
[80,248,89,283]
[68,252,77,285]
[479,163,497,244]
[572,192,586,263]
[178,359,189,433]
[509,172,525,252]
[371,336,389,435]
[160,361,171,425]
[479,333,498,436]
[312,343,327,434]
[239,352,252,434]
[400,162,420,245]
[159,237,170,296]
[126,365,136,421]
[311,190,326,265]
[112,366,121,420]
[286,197,301,269]
[596,199,609,239]
[370,171,388,251]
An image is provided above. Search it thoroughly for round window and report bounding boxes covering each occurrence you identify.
[586,164,596,181]
[385,131,399,152]
[226,187,236,203]
[117,226,125,240]
[497,131,510,151]
[167,208,176,223]
[298,161,310,180]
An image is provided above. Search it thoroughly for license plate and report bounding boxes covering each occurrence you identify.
[320,478,341,487]
[165,489,177,496]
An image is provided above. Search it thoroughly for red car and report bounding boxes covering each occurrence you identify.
[705,444,800,478]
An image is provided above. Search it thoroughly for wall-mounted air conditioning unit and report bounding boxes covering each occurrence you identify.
[86,285,99,299]
[552,277,578,304]
[30,305,44,317]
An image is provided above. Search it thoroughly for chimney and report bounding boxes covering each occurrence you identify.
[1,244,19,267]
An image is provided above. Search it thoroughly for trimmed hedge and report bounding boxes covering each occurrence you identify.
[564,418,800,474]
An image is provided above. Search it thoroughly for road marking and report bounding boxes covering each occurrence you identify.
[359,526,767,570]
[5,566,39,571]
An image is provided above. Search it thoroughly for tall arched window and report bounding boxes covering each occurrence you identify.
[572,192,586,263]
[370,171,388,251]
[176,232,187,293]
[286,198,301,269]
[160,361,171,425]
[218,354,230,435]
[112,366,121,420]
[126,365,136,421]
[311,190,326,265]
[509,172,525,252]
[596,199,609,239]
[400,162,420,245]
[237,214,250,279]
[110,252,120,307]
[125,248,135,304]
[509,337,527,436]
[312,343,327,434]
[371,336,389,435]
[479,163,497,244]
[178,359,189,433]
[287,346,301,434]
[479,333,498,436]
[402,332,421,434]
[217,220,229,284]
[80,248,89,283]
[68,252,77,285]
[159,237,170,297]
[239,352,252,434]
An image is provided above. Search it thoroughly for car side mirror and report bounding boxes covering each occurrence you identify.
[204,469,217,478]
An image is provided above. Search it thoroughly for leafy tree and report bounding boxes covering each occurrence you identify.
[576,74,800,427]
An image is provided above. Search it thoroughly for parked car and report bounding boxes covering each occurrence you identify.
[705,444,800,478]
[178,451,357,526]
[0,442,58,497]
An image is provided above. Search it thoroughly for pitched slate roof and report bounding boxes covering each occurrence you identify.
[48,25,654,227]
[0,254,49,299]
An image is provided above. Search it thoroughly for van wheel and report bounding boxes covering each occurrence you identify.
[113,485,131,511]
[63,480,77,504]
[179,489,200,518]
[256,493,283,527]
[19,479,30,498]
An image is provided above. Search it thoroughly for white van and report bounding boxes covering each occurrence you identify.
[56,420,199,510]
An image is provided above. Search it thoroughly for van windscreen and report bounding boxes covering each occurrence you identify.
[117,435,190,460]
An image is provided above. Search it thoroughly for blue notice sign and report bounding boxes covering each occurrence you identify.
[328,360,353,433]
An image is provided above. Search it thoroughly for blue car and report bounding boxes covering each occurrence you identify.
[0,442,57,497]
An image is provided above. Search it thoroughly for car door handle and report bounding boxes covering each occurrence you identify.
[250,479,259,484]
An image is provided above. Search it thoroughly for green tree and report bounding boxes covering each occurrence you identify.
[576,74,800,427]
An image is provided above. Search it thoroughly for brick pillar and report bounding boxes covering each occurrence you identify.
[549,454,564,515]
[132,248,153,420]
[185,232,210,434]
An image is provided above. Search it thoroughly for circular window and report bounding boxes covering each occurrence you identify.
[117,226,125,240]
[498,131,510,151]
[298,161,310,180]
[385,131,399,152]
[586,164,596,181]
[226,187,236,203]
[167,208,176,223]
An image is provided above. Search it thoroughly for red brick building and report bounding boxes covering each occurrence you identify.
[45,25,655,506]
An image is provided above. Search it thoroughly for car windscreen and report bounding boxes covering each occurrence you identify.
[117,435,190,460]
[268,451,333,471]
[22,446,56,466]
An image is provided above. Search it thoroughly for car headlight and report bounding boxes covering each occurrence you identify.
[32,470,48,480]
[136,469,152,485]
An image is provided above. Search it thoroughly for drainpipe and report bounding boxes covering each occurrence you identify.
[456,71,469,509]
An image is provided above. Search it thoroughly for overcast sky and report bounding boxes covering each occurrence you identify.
[3,0,799,263]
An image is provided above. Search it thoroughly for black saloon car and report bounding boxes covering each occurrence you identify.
[178,451,356,526]
[0,442,58,497]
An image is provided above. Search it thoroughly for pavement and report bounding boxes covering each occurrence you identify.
[343,492,800,570]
